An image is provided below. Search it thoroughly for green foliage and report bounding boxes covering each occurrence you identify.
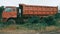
[21,15,60,30]
[0,6,4,18]
[20,22,47,30]
[25,16,56,26]
[55,13,60,19]
[0,6,5,29]
[0,6,4,13]
[27,16,40,23]
[44,16,56,26]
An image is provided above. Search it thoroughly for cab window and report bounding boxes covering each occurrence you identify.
[5,8,12,12]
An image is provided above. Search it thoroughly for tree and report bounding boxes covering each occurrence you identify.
[0,6,4,18]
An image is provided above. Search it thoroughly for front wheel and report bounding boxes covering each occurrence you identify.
[6,19,16,25]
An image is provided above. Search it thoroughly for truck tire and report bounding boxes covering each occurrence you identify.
[7,19,16,25]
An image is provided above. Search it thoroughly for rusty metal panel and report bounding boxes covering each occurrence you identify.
[22,4,58,16]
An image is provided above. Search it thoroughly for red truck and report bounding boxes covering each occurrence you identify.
[2,4,58,24]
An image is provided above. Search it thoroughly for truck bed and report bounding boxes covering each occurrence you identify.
[20,4,58,16]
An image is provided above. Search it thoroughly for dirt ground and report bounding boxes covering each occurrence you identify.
[0,30,60,34]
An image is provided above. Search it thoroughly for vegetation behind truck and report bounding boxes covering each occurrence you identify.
[2,4,58,24]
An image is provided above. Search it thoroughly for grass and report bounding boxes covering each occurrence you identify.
[0,22,60,32]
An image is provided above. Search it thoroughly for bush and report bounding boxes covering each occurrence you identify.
[26,16,41,23]
[55,13,60,19]
[44,16,55,26]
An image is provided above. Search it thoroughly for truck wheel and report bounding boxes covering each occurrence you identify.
[7,19,16,25]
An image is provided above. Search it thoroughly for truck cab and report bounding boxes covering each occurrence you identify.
[2,5,23,24]
[2,6,17,22]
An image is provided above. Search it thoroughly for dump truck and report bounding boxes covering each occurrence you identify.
[2,4,58,24]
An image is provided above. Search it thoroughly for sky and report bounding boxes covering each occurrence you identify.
[0,0,60,9]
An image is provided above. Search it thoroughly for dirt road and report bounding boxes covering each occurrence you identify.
[0,30,60,34]
[0,32,60,34]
